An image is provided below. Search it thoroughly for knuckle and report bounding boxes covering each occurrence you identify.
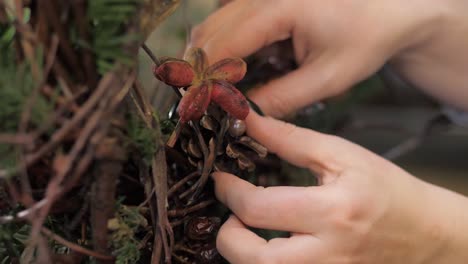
[329,194,367,231]
[265,91,293,117]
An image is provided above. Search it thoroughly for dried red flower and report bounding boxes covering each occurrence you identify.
[153,47,249,123]
[153,58,195,87]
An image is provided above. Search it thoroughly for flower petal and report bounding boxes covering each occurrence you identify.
[154,58,194,87]
[211,80,249,120]
[178,82,212,123]
[184,47,209,75]
[205,58,247,83]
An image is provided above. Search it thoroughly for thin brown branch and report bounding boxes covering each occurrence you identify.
[40,0,85,82]
[168,200,215,217]
[167,171,199,197]
[0,134,33,145]
[140,44,182,98]
[41,227,115,261]
[72,0,98,89]
[132,78,174,263]
[25,72,116,167]
[178,121,216,202]
[142,43,161,66]
[28,71,134,251]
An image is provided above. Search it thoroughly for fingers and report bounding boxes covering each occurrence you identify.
[245,111,345,177]
[217,215,321,264]
[191,1,370,117]
[191,0,293,63]
[189,0,247,54]
[212,172,329,233]
[247,54,347,117]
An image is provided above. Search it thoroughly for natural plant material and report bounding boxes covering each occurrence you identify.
[108,204,148,264]
[88,0,141,74]
[0,1,272,263]
[153,47,249,123]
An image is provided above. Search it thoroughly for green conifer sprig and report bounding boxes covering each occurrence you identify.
[87,0,141,74]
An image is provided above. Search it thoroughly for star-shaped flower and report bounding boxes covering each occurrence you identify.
[153,47,249,123]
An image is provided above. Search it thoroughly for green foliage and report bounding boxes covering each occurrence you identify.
[87,0,141,74]
[0,54,51,172]
[0,18,51,173]
[126,113,158,164]
[108,203,148,264]
[0,223,30,263]
[0,63,51,132]
[0,26,15,67]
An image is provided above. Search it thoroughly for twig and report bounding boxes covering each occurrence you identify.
[178,122,216,202]
[141,43,161,66]
[41,227,115,260]
[168,200,215,217]
[138,186,155,208]
[137,231,153,250]
[153,143,174,264]
[174,244,197,255]
[17,35,59,209]
[132,79,174,263]
[166,120,183,148]
[167,171,199,197]
[0,134,33,145]
[192,121,208,158]
[0,198,48,224]
[140,43,182,98]
[28,72,134,252]
[172,253,190,264]
[72,0,98,89]
[170,217,190,228]
[40,0,85,82]
[25,72,116,167]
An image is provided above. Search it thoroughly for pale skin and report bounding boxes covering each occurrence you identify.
[190,0,468,263]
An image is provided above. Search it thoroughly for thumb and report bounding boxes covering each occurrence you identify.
[245,111,344,178]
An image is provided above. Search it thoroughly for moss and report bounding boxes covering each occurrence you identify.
[126,112,159,164]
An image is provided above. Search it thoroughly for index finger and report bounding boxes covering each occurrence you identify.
[212,172,329,233]
[217,215,321,264]
[190,0,293,63]
[245,111,345,177]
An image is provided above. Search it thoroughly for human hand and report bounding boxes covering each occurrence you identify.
[191,0,468,116]
[212,112,468,263]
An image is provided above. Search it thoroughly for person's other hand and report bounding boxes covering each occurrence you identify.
[191,0,468,116]
[212,112,468,263]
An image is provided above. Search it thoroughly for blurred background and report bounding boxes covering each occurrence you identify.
[142,0,468,195]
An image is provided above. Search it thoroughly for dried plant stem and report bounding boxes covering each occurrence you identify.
[168,200,215,217]
[41,227,115,261]
[167,171,199,197]
[132,79,174,263]
[141,43,182,98]
[142,43,161,66]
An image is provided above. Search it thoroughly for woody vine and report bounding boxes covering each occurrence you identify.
[0,1,271,263]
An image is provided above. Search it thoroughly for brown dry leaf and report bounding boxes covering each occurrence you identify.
[138,0,181,39]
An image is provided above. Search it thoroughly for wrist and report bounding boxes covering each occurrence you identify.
[396,0,449,52]
[420,182,468,263]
